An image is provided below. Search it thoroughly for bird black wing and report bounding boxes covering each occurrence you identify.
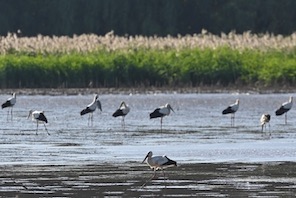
[80,107,92,115]
[222,106,234,114]
[275,106,289,116]
[1,101,11,109]
[38,113,48,123]
[113,109,124,117]
[163,156,177,166]
[150,108,162,119]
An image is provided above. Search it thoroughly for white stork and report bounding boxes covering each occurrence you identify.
[112,101,130,127]
[150,103,174,130]
[222,99,239,126]
[1,93,16,121]
[141,151,177,187]
[260,114,271,132]
[275,96,293,124]
[80,94,102,125]
[28,110,50,135]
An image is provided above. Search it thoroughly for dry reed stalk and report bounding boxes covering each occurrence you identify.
[1,30,296,55]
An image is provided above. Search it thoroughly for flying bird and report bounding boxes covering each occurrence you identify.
[222,99,239,126]
[28,110,50,135]
[2,93,16,121]
[150,103,174,130]
[260,114,271,132]
[275,96,293,124]
[141,151,177,187]
[80,94,102,125]
[112,101,130,127]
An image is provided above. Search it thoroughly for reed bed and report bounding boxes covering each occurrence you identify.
[0,31,295,88]
[1,30,296,53]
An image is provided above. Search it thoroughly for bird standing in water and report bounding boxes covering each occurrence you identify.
[28,110,50,135]
[222,99,239,126]
[260,114,271,133]
[2,93,16,121]
[275,96,293,124]
[112,101,130,127]
[80,94,102,126]
[150,103,174,131]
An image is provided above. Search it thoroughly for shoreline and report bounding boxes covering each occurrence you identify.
[0,85,295,95]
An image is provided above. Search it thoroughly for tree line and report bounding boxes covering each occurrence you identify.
[0,0,295,37]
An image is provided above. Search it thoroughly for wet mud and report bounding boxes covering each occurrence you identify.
[1,162,296,197]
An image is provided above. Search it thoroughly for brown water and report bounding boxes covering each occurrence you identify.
[0,92,295,196]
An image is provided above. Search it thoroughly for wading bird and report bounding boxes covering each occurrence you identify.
[150,103,174,131]
[28,110,50,135]
[222,99,239,126]
[141,151,177,187]
[112,101,130,127]
[1,93,16,121]
[260,114,271,132]
[80,94,102,125]
[275,96,293,124]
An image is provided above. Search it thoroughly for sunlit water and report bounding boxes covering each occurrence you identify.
[0,92,295,165]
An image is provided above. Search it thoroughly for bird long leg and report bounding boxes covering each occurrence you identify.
[91,113,94,126]
[36,122,39,135]
[122,116,125,129]
[232,113,235,127]
[160,117,163,131]
[141,169,157,188]
[162,169,166,178]
[285,113,287,125]
[6,110,9,121]
[10,107,13,121]
[43,123,50,135]
[88,114,91,126]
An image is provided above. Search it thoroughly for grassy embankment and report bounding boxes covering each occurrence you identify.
[0,31,295,89]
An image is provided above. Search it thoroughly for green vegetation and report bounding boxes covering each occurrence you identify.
[0,32,295,88]
[0,47,295,88]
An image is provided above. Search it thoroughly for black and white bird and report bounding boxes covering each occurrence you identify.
[275,96,293,124]
[142,151,177,186]
[80,94,102,125]
[222,99,239,126]
[28,110,49,135]
[112,101,130,127]
[150,103,174,130]
[2,93,16,120]
[260,114,271,132]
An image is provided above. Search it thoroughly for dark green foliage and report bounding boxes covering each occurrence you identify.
[0,0,296,36]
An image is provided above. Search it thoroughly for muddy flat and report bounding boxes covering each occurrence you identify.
[0,162,296,197]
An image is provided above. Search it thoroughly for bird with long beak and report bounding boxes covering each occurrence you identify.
[80,94,102,126]
[141,151,177,187]
[112,101,130,127]
[260,113,271,133]
[222,99,239,126]
[275,96,293,124]
[150,103,175,131]
[28,110,49,135]
[2,93,16,121]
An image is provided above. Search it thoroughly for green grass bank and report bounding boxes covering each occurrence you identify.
[0,47,295,89]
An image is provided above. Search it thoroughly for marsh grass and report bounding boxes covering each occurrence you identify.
[0,31,295,88]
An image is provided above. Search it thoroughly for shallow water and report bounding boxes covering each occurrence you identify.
[0,92,296,197]
[0,92,295,165]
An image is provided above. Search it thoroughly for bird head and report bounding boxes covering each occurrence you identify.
[142,151,153,163]
[27,110,33,119]
[166,104,175,113]
[94,94,99,100]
